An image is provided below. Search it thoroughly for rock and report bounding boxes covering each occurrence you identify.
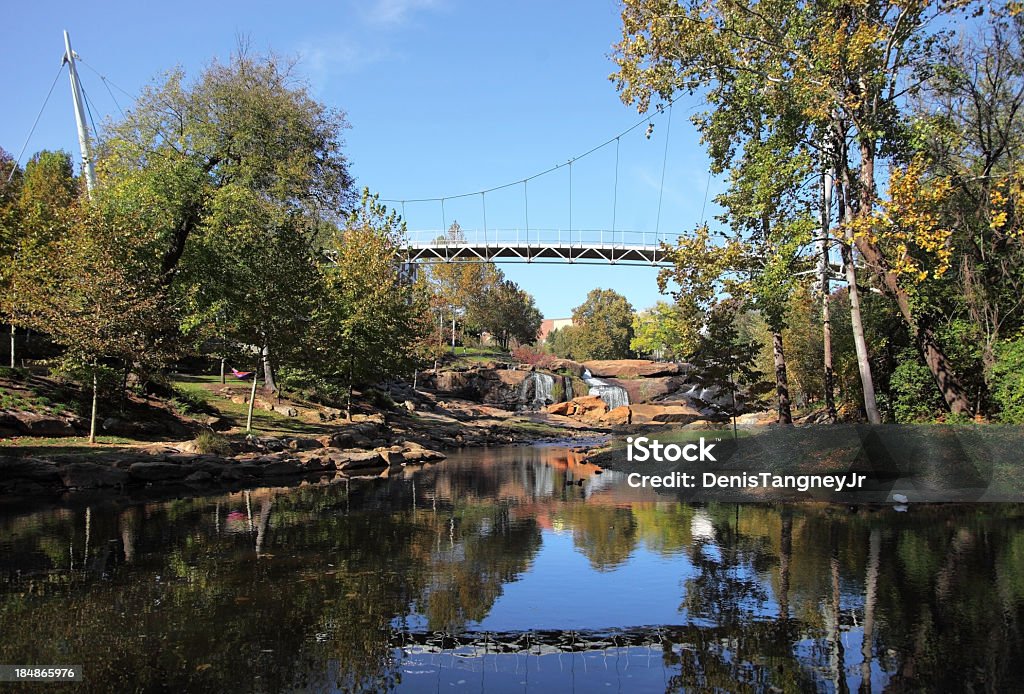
[379,450,406,466]
[547,359,586,377]
[185,470,213,483]
[335,450,386,471]
[734,411,774,429]
[573,396,610,421]
[681,419,726,431]
[262,460,303,476]
[10,411,77,437]
[59,462,128,489]
[600,406,631,426]
[128,461,191,482]
[545,401,575,416]
[206,416,231,431]
[404,400,417,412]
[628,403,703,425]
[286,437,322,451]
[0,455,62,485]
[582,359,682,379]
[220,467,243,481]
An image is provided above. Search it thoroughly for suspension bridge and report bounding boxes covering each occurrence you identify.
[403,228,674,266]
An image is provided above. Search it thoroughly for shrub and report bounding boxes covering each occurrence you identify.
[194,430,233,456]
[991,336,1024,424]
[512,344,560,369]
[890,351,945,423]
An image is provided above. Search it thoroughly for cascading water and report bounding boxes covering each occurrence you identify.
[581,369,629,410]
[519,371,557,410]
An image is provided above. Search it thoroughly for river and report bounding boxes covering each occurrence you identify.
[1,444,1022,692]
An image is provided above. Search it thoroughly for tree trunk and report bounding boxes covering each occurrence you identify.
[120,363,130,414]
[836,168,882,424]
[346,351,355,420]
[261,343,277,393]
[853,138,972,415]
[89,365,98,444]
[9,324,13,369]
[220,357,226,385]
[772,331,792,424]
[841,235,882,424]
[245,364,259,432]
[819,170,837,420]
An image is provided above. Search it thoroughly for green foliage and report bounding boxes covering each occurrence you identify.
[570,289,635,360]
[545,326,580,360]
[991,336,1024,423]
[170,388,211,416]
[630,301,692,360]
[472,279,543,351]
[891,351,946,423]
[193,431,233,456]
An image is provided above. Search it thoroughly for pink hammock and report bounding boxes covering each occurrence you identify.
[231,368,254,380]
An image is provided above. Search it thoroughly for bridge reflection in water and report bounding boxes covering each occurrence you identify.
[1,445,1022,692]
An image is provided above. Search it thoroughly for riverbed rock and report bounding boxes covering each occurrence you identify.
[545,396,608,419]
[334,450,386,471]
[582,360,682,379]
[0,455,62,486]
[128,461,191,482]
[547,359,586,377]
[9,411,79,437]
[600,406,632,426]
[59,462,128,489]
[628,403,703,425]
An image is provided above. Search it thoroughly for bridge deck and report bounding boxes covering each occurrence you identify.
[403,229,674,266]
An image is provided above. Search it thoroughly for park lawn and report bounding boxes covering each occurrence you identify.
[170,374,334,438]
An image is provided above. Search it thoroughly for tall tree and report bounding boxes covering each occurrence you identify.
[308,190,430,417]
[612,0,982,418]
[471,279,543,351]
[98,47,355,381]
[571,288,635,360]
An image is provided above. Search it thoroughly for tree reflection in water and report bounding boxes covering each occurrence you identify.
[0,445,1022,692]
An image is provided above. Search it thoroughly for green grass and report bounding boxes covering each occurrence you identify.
[0,435,144,460]
[170,375,332,437]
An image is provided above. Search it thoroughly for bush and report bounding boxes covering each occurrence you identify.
[512,344,560,369]
[194,431,233,456]
[890,351,945,423]
[170,388,211,416]
[991,336,1024,423]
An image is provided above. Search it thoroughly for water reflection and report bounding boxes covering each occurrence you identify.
[1,445,1022,692]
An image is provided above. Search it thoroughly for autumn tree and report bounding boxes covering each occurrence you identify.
[19,204,176,441]
[631,301,692,360]
[612,0,983,419]
[307,190,430,417]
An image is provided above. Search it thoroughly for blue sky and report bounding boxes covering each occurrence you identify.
[2,0,722,318]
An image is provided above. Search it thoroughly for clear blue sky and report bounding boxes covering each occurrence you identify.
[1,0,723,318]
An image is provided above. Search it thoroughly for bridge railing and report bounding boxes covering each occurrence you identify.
[404,228,676,249]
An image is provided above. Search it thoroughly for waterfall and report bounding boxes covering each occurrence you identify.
[519,371,557,410]
[581,369,629,410]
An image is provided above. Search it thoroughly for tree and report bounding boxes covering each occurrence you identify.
[630,301,692,360]
[307,190,430,417]
[570,289,635,360]
[1,150,80,367]
[471,279,542,351]
[98,47,355,381]
[612,0,982,418]
[545,325,581,359]
[19,203,176,441]
[427,221,504,340]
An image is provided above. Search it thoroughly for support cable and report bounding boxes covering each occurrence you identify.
[6,64,65,183]
[612,136,620,237]
[655,103,673,239]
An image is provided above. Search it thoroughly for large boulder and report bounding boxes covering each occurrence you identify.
[628,403,703,425]
[9,411,79,437]
[600,406,631,426]
[582,360,682,379]
[546,396,608,420]
[59,462,128,489]
[547,359,586,377]
[0,455,62,485]
[128,461,193,482]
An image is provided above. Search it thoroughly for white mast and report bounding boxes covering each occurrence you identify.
[62,30,96,195]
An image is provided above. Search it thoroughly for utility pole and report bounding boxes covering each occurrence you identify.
[62,30,96,195]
